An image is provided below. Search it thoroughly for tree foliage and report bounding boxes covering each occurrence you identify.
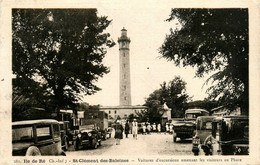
[159,9,248,115]
[141,76,190,122]
[142,89,166,124]
[160,76,190,117]
[12,9,115,114]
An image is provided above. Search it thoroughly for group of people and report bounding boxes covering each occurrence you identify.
[142,123,161,134]
[113,119,138,145]
[113,120,174,145]
[165,122,174,134]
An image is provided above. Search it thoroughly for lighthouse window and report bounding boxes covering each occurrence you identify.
[123,64,126,68]
[123,53,125,57]
[124,97,127,100]
[124,85,126,90]
[115,111,117,114]
[124,74,126,79]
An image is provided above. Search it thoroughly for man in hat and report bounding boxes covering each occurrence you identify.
[132,119,138,140]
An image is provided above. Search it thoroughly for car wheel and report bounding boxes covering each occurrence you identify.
[64,138,69,151]
[74,140,79,151]
[26,146,41,156]
[173,136,177,142]
[92,139,98,149]
[61,151,66,156]
[194,151,199,156]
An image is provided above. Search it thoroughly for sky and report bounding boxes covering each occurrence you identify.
[83,2,210,106]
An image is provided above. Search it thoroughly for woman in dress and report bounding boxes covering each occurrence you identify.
[114,121,124,145]
[132,119,138,140]
[125,120,130,138]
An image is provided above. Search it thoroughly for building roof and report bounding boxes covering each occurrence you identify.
[185,109,208,113]
[100,105,147,110]
[211,105,226,112]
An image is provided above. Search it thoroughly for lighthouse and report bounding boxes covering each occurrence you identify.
[118,27,131,106]
[100,28,147,121]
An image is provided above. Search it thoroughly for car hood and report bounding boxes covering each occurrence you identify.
[173,121,194,126]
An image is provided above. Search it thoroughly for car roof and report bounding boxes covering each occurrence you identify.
[185,109,208,113]
[13,119,59,126]
[58,121,70,124]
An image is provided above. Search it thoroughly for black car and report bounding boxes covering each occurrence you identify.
[203,116,249,155]
[12,119,65,156]
[73,125,102,150]
[173,120,195,142]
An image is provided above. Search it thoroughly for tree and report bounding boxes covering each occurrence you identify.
[160,76,190,117]
[141,76,190,122]
[159,9,248,115]
[143,89,166,124]
[12,9,115,117]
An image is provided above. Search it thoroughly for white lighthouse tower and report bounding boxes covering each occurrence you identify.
[118,27,131,106]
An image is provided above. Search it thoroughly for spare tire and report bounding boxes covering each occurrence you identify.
[25,146,41,156]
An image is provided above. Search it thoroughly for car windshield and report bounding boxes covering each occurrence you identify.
[80,125,95,130]
[203,122,212,130]
[186,113,200,119]
[59,124,64,130]
[12,126,33,142]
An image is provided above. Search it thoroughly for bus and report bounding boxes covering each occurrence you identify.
[81,110,109,140]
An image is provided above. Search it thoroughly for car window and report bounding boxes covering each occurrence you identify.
[36,126,52,141]
[53,124,60,138]
[59,124,64,130]
[205,122,212,130]
[12,126,33,142]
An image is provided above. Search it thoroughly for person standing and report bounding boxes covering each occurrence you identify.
[169,124,173,134]
[114,121,123,145]
[157,123,161,134]
[142,124,146,135]
[132,119,138,140]
[125,120,130,138]
[152,123,156,132]
[165,123,169,134]
[147,123,151,134]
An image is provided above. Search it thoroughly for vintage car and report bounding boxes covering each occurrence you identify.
[192,116,216,155]
[203,116,249,155]
[173,109,209,143]
[185,109,209,122]
[59,121,73,151]
[73,125,102,150]
[12,119,65,156]
[173,120,195,142]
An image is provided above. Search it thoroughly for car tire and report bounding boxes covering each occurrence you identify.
[64,137,69,151]
[194,151,199,156]
[61,151,66,156]
[92,139,98,149]
[26,146,41,156]
[74,140,79,151]
[99,140,102,146]
[173,136,177,142]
